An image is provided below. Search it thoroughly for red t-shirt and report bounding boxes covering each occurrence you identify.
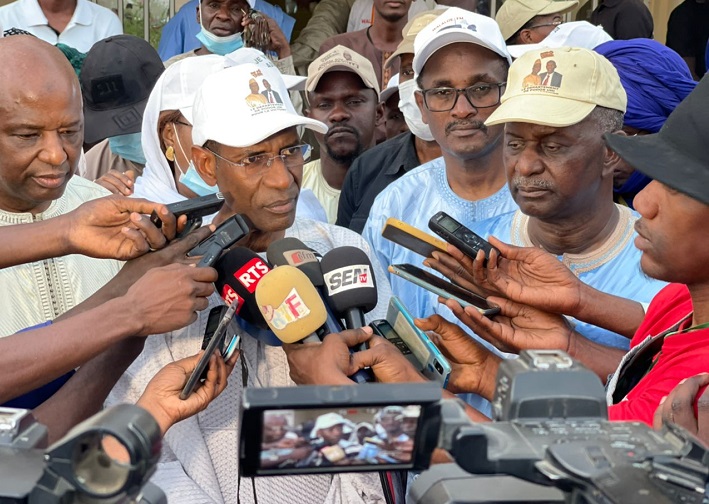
[608,283,709,425]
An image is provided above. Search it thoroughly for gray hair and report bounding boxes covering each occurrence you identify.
[589,106,624,134]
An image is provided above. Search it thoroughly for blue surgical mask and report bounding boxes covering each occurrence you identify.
[173,124,219,196]
[108,132,146,164]
[196,6,244,55]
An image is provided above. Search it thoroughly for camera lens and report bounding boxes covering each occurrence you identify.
[72,433,130,497]
[434,360,443,374]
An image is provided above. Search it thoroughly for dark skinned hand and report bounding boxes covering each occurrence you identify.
[653,373,709,447]
[136,350,238,435]
[443,297,575,355]
[66,196,185,260]
[94,169,136,196]
[415,314,500,398]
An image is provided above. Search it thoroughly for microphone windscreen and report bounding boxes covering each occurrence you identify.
[320,247,378,314]
[214,247,272,327]
[255,265,327,343]
[266,237,324,287]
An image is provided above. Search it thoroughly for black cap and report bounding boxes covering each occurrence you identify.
[604,74,709,206]
[80,35,164,144]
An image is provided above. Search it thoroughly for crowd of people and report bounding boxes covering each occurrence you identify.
[261,405,419,469]
[0,0,708,502]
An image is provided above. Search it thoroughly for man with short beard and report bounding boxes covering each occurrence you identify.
[362,9,517,416]
[302,46,380,223]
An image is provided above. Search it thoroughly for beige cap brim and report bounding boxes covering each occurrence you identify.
[500,0,578,40]
[486,94,595,127]
[385,40,414,69]
[537,0,578,15]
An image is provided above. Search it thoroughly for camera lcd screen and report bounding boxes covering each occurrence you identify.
[259,405,422,470]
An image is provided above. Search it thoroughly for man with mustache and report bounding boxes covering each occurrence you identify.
[429,47,665,351]
[406,73,709,428]
[302,46,380,223]
[107,62,393,503]
[362,8,517,415]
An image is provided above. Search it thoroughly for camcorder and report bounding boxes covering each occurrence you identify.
[0,404,164,503]
[240,350,709,504]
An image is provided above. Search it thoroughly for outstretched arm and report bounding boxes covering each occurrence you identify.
[426,236,646,338]
[0,196,182,268]
[444,297,625,382]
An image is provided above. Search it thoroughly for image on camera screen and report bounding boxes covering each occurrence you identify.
[259,405,422,469]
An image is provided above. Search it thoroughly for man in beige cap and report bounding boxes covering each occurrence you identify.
[427,46,665,353]
[337,9,444,233]
[302,45,380,223]
[495,0,578,44]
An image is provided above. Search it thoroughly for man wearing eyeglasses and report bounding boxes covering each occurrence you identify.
[495,0,577,45]
[106,62,393,503]
[426,47,666,351]
[362,8,517,417]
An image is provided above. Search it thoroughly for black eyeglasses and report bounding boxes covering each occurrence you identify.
[206,143,312,177]
[419,82,506,112]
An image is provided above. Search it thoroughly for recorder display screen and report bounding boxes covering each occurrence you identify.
[259,405,422,469]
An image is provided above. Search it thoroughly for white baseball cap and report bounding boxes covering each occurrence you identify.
[507,21,613,59]
[310,412,347,438]
[380,73,400,103]
[192,63,327,148]
[159,54,225,124]
[413,7,512,78]
[224,47,307,91]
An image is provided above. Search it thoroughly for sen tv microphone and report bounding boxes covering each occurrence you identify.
[214,247,272,329]
[320,247,378,329]
[267,237,345,334]
[254,265,328,344]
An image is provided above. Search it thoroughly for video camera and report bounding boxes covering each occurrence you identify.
[239,350,709,504]
[0,404,165,503]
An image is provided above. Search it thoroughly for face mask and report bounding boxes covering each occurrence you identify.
[398,79,435,142]
[196,6,244,55]
[173,124,219,196]
[108,132,147,164]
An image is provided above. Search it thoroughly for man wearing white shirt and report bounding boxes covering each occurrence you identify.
[0,0,122,52]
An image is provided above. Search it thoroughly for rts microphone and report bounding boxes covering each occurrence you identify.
[254,265,328,344]
[214,247,272,329]
[267,237,345,334]
[320,247,378,329]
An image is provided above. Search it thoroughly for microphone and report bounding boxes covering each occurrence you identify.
[320,246,378,330]
[254,265,328,344]
[214,247,272,329]
[267,237,345,334]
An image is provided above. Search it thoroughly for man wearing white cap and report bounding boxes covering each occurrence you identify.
[362,8,518,416]
[107,62,391,503]
[426,47,665,352]
[302,45,380,224]
[495,0,577,45]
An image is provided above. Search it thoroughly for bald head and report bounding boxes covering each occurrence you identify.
[0,35,84,214]
[0,35,80,101]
